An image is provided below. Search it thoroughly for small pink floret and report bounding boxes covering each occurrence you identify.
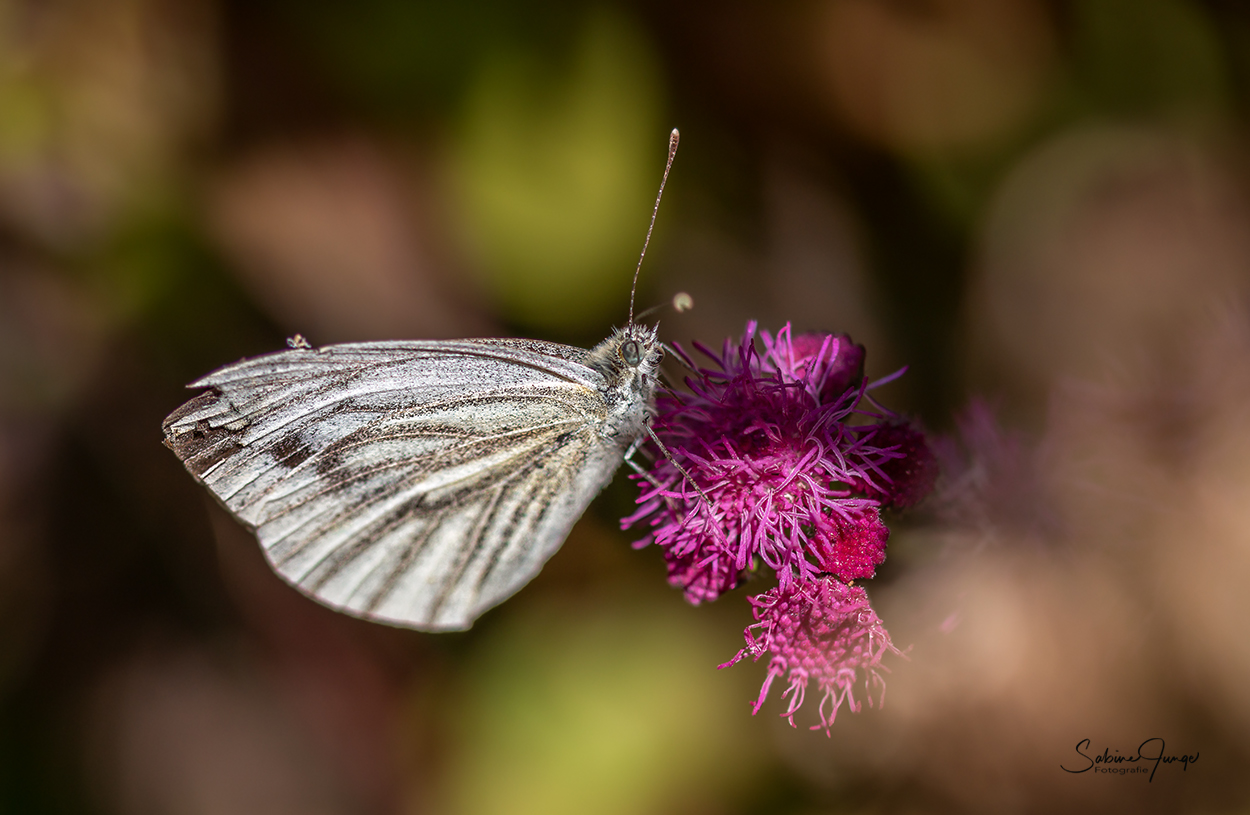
[721,576,902,735]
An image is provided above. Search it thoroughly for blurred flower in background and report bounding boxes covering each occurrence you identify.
[2,0,1250,813]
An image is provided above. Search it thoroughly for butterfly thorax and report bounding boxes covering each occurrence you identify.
[584,324,662,447]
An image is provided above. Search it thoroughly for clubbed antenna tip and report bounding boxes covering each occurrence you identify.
[629,128,680,326]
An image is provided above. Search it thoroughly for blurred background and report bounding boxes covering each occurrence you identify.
[2,0,1250,812]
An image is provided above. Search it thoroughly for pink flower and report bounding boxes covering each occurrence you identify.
[624,323,933,730]
[721,576,902,734]
[811,508,890,580]
[849,421,939,509]
[758,328,865,403]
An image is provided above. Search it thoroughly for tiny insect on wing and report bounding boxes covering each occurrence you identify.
[163,329,662,631]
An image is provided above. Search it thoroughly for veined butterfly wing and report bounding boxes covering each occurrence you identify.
[163,333,657,631]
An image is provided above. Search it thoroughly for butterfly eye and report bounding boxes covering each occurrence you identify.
[621,339,642,366]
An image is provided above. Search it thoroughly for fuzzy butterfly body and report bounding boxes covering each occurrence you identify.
[163,324,662,631]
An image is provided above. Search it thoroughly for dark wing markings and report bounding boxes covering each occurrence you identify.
[214,392,592,503]
[475,433,586,597]
[252,419,580,529]
[367,486,506,615]
[306,500,445,593]
[261,420,587,577]
[424,455,552,620]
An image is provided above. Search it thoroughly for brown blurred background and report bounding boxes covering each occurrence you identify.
[2,0,1250,812]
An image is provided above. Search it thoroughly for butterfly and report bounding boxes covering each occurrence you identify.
[162,130,680,631]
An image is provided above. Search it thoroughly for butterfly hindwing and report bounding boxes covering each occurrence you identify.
[163,339,625,630]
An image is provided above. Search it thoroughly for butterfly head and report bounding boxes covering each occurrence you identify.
[620,321,662,367]
[587,323,662,397]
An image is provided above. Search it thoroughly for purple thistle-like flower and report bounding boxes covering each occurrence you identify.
[720,575,902,735]
[625,322,930,591]
[624,322,934,729]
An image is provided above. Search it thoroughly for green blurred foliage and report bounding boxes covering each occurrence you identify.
[447,598,762,815]
[0,3,53,162]
[450,7,663,333]
[96,208,281,384]
[277,1,665,334]
[0,73,48,164]
[1068,0,1231,118]
[284,0,580,116]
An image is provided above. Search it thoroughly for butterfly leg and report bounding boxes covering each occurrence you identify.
[623,436,665,490]
[625,454,666,491]
[641,426,729,545]
[642,425,716,507]
[622,430,728,546]
[623,437,689,519]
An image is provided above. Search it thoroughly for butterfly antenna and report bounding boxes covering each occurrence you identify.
[629,128,680,326]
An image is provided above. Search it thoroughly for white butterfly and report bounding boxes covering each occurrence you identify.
[163,327,661,630]
[163,130,681,631]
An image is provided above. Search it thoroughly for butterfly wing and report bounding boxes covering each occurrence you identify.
[163,338,627,631]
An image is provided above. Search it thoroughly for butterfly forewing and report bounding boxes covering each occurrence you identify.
[163,338,629,631]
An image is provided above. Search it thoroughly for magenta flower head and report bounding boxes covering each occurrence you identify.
[623,323,935,732]
[720,576,901,734]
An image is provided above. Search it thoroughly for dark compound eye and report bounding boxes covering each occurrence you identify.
[621,339,642,366]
